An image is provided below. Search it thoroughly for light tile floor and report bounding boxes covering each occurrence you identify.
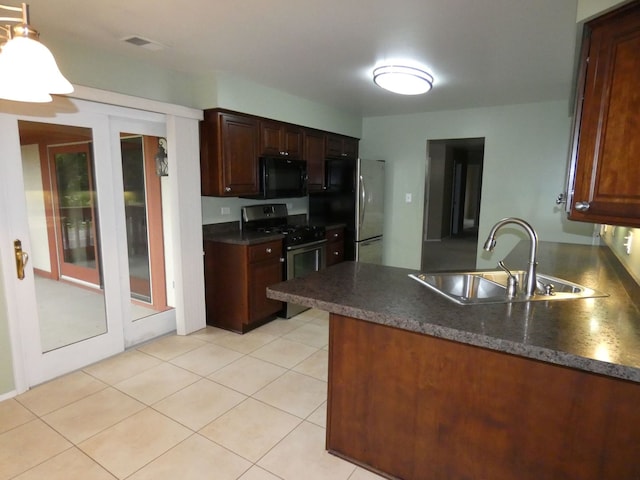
[0,309,385,480]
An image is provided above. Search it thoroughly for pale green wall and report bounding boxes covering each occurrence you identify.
[195,72,361,137]
[360,101,598,270]
[577,0,629,21]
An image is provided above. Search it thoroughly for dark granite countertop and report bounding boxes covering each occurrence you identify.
[267,241,640,383]
[202,217,346,245]
[202,221,283,245]
[203,229,284,246]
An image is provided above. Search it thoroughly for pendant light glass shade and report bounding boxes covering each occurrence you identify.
[0,3,74,103]
[0,36,73,102]
[373,65,434,95]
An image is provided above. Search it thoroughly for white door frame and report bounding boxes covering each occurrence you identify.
[0,87,205,394]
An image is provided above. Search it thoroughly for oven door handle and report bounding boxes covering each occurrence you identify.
[286,239,327,251]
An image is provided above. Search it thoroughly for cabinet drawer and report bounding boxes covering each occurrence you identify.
[326,228,344,242]
[249,240,283,263]
[327,242,345,266]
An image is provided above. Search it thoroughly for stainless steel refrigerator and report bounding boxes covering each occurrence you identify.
[309,158,385,264]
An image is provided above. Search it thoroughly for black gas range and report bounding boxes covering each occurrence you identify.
[241,204,325,250]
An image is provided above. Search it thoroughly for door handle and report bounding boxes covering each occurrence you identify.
[14,239,29,280]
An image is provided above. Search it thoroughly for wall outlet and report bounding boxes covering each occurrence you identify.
[405,193,412,203]
[220,206,231,215]
[624,232,633,255]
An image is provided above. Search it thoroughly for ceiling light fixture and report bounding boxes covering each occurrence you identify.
[373,65,434,95]
[0,2,73,102]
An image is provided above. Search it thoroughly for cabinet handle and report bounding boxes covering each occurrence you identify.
[224,186,231,192]
[266,247,272,253]
[575,201,590,212]
[280,257,285,263]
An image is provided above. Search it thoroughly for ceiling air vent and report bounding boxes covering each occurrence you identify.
[122,36,165,51]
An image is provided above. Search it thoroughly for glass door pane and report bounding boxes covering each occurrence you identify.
[51,143,101,285]
[19,120,107,353]
[120,134,169,320]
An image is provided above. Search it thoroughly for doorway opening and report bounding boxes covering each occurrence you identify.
[421,138,485,271]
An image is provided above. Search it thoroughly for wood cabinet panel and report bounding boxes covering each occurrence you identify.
[328,314,640,480]
[325,227,344,266]
[568,2,640,226]
[200,110,259,196]
[304,129,326,192]
[259,120,303,158]
[326,134,359,159]
[204,239,283,333]
[249,258,284,322]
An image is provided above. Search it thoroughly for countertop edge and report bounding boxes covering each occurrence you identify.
[268,288,640,383]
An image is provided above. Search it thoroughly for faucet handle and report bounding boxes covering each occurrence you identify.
[498,260,514,277]
[498,260,518,298]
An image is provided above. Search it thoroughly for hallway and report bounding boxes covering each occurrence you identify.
[421,232,478,271]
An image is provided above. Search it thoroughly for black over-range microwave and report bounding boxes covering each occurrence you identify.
[245,156,308,199]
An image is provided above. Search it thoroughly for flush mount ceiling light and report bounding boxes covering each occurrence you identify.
[373,65,434,95]
[0,2,73,102]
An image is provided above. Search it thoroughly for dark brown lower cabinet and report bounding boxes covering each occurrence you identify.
[327,314,640,480]
[204,239,283,333]
[325,227,345,267]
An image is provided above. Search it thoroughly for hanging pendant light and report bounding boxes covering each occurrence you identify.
[0,2,73,102]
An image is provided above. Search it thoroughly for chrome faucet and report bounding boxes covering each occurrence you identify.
[483,218,539,297]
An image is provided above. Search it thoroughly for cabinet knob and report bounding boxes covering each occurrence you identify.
[333,233,339,238]
[333,251,339,256]
[575,201,590,212]
[224,186,231,192]
[266,247,272,253]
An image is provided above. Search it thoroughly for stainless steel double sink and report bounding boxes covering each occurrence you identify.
[409,270,608,305]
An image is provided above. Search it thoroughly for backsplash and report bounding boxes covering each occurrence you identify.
[600,225,640,286]
[201,196,309,224]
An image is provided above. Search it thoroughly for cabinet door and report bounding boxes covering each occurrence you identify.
[326,133,359,159]
[569,3,640,226]
[326,134,344,158]
[249,259,283,322]
[283,125,303,158]
[260,120,303,158]
[342,137,359,159]
[221,113,260,196]
[259,120,283,157]
[305,130,326,192]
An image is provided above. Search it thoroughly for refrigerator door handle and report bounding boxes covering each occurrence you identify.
[359,174,366,231]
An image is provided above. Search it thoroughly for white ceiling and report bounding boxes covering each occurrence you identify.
[27,0,580,117]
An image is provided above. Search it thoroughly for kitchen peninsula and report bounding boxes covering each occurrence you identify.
[267,241,640,480]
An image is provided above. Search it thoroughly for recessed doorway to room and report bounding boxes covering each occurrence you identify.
[421,138,485,271]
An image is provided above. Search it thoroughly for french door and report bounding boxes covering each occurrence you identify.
[0,98,175,388]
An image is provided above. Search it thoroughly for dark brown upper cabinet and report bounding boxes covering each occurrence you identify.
[567,1,640,226]
[326,133,359,160]
[304,129,327,192]
[259,120,303,158]
[200,108,359,197]
[200,109,260,197]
